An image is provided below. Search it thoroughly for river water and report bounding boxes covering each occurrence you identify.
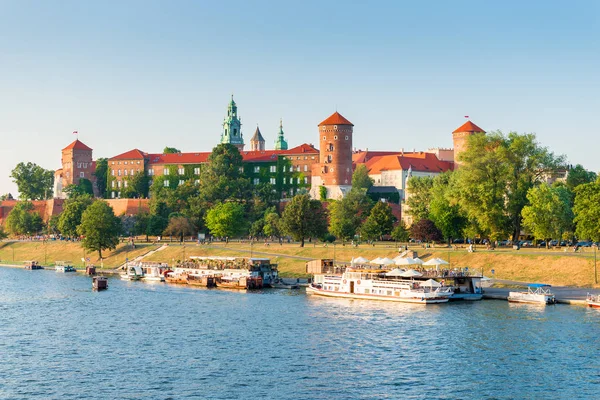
[1,267,599,399]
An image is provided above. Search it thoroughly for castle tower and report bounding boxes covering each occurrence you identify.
[250,125,265,151]
[54,139,94,198]
[220,95,244,151]
[274,118,288,150]
[452,120,485,167]
[310,112,353,199]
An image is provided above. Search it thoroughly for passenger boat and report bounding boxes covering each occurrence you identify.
[508,284,556,305]
[307,269,453,304]
[120,265,143,281]
[140,264,167,282]
[439,275,484,301]
[217,275,263,290]
[55,261,76,272]
[165,271,188,284]
[24,261,44,270]
[586,293,600,308]
[92,276,108,291]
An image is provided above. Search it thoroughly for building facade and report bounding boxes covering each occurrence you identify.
[54,139,96,199]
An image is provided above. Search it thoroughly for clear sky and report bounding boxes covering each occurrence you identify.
[0,0,598,196]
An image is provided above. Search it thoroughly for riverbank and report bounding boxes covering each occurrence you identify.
[2,240,599,287]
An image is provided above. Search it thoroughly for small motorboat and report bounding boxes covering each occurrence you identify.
[24,261,44,270]
[587,293,600,308]
[508,284,556,305]
[55,261,76,272]
[121,265,143,281]
[92,276,108,291]
[271,278,300,289]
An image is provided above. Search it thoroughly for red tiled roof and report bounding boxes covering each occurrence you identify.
[63,139,92,151]
[147,152,211,165]
[363,153,453,175]
[352,150,413,164]
[285,143,319,154]
[318,112,353,126]
[453,121,485,134]
[110,149,147,160]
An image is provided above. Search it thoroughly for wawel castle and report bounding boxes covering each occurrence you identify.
[53,96,486,207]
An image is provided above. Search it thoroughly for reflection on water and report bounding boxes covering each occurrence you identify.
[1,267,600,399]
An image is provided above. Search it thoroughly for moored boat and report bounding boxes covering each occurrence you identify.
[587,293,600,308]
[121,265,143,281]
[24,261,44,270]
[187,274,217,287]
[307,269,453,304]
[140,264,167,282]
[217,275,263,290]
[92,276,108,291]
[165,271,189,284]
[508,284,556,305]
[55,261,76,272]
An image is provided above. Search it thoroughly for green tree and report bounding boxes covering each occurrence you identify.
[77,201,121,259]
[5,201,43,235]
[263,210,281,238]
[250,219,265,238]
[410,218,442,242]
[64,178,94,198]
[429,172,467,242]
[360,201,395,241]
[521,184,573,246]
[280,194,328,247]
[352,164,374,191]
[122,172,149,199]
[391,221,410,242]
[406,176,434,222]
[198,144,252,204]
[58,195,94,237]
[10,162,54,200]
[567,164,597,191]
[319,186,327,201]
[94,158,108,198]
[329,189,373,242]
[164,215,196,242]
[0,226,7,240]
[134,212,150,241]
[0,193,14,201]
[163,147,181,154]
[573,180,600,241]
[205,202,246,238]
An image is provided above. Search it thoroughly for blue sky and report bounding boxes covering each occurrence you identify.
[0,0,598,196]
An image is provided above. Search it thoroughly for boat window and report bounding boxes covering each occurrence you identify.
[387,290,392,296]
[364,289,370,294]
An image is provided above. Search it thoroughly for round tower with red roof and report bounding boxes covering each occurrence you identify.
[452,120,485,167]
[310,112,354,199]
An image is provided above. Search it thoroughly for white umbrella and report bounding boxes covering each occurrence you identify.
[400,269,423,277]
[419,278,441,288]
[379,257,395,266]
[395,257,418,266]
[370,257,384,264]
[353,256,370,264]
[385,268,405,277]
[423,258,449,266]
[412,257,424,265]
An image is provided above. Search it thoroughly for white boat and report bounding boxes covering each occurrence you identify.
[307,269,453,304]
[587,293,600,309]
[141,265,166,282]
[55,261,76,272]
[508,284,556,305]
[121,265,143,281]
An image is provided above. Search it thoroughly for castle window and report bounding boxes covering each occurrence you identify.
[124,169,128,176]
[345,136,349,140]
[194,167,200,175]
[124,161,128,165]
[131,169,134,175]
[137,161,141,164]
[331,167,335,172]
[117,181,121,188]
[270,166,276,173]
[195,179,200,185]
[254,166,260,173]
[253,178,260,185]
[334,125,338,130]
[233,128,237,136]
[323,136,326,140]
[178,168,185,175]
[112,181,115,188]
[304,177,308,184]
[334,135,338,140]
[225,128,228,135]
[304,165,308,172]
[270,178,276,185]
[163,180,169,187]
[118,170,121,176]
[179,180,184,186]
[124,181,128,188]
[296,166,301,172]
[111,191,115,198]
[111,170,115,176]
[164,169,169,175]
[148,169,154,176]
[80,172,84,178]
[283,178,287,184]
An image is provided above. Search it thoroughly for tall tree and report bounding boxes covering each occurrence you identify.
[522,184,573,245]
[163,147,181,154]
[573,180,600,241]
[410,218,442,242]
[360,201,395,241]
[78,201,121,259]
[5,201,43,235]
[329,189,373,242]
[205,202,247,238]
[566,164,597,191]
[405,176,434,222]
[280,194,328,247]
[10,162,54,200]
[64,178,94,198]
[198,144,252,204]
[429,172,466,242]
[94,158,108,198]
[391,221,410,242]
[263,209,282,238]
[0,226,8,240]
[122,172,149,198]
[164,215,196,242]
[352,164,374,191]
[58,195,94,237]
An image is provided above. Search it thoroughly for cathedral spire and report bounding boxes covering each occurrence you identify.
[274,118,288,150]
[220,95,244,151]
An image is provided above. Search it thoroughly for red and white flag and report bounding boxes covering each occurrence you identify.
[73,130,78,134]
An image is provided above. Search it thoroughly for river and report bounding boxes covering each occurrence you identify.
[1,267,599,399]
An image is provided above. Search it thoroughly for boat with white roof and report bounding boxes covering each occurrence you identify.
[508,284,556,305]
